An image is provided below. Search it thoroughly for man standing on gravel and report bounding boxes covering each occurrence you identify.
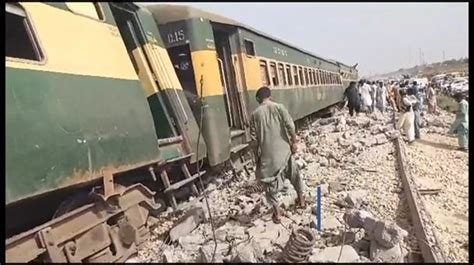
[344,81,361,117]
[249,86,306,224]
[359,80,373,113]
[449,93,469,152]
[397,88,417,144]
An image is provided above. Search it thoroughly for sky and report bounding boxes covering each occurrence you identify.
[139,2,468,77]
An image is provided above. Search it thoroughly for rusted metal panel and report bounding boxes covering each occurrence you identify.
[5,183,164,263]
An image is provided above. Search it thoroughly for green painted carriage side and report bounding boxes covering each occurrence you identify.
[149,14,232,166]
[130,7,208,163]
[5,68,163,204]
[236,29,340,71]
[147,6,358,165]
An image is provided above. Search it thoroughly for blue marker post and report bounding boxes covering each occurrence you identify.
[316,186,322,232]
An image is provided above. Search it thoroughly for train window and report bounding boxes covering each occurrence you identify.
[269,62,279,86]
[6,4,43,62]
[286,65,293,86]
[278,63,287,86]
[259,60,270,86]
[315,70,320,85]
[244,39,256,56]
[313,70,318,85]
[307,69,312,85]
[309,69,314,85]
[293,65,299,85]
[66,3,104,21]
[299,67,304,86]
[304,68,309,86]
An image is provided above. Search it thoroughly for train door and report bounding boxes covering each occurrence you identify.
[212,25,247,133]
[109,4,177,137]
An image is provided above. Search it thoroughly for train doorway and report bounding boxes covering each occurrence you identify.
[165,44,202,116]
[110,3,180,140]
[212,26,246,132]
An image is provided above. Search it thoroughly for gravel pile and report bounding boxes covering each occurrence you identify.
[131,106,469,263]
[404,111,468,262]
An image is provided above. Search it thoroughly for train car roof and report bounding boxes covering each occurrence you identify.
[140,4,356,70]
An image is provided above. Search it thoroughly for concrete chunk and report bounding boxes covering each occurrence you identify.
[345,190,369,208]
[343,209,375,229]
[372,221,408,248]
[310,245,360,262]
[370,240,404,262]
[169,207,205,242]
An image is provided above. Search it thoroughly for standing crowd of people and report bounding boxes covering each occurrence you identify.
[344,78,468,150]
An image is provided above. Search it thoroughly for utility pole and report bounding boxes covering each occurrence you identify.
[419,48,422,65]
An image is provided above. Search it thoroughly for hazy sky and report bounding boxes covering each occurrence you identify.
[140,2,468,77]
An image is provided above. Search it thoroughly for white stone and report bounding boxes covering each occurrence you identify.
[169,207,205,242]
[310,245,360,262]
[322,215,343,230]
[369,240,404,262]
[345,189,369,208]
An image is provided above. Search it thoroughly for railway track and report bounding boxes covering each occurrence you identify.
[393,136,448,262]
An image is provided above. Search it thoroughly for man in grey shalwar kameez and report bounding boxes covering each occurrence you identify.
[250,87,306,224]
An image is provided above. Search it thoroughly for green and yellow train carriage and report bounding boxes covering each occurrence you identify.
[6,2,206,262]
[146,4,358,164]
[6,2,358,263]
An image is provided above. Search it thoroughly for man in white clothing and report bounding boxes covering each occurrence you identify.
[359,80,373,113]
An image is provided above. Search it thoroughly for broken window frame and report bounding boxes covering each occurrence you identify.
[269,61,279,87]
[286,64,293,86]
[5,3,46,65]
[243,38,256,57]
[259,60,270,86]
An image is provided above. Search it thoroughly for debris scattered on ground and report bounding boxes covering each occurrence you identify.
[131,108,466,263]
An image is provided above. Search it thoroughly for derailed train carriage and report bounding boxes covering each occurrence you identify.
[5,2,357,262]
[146,4,358,166]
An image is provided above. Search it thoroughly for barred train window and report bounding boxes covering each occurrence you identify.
[6,4,43,61]
[299,67,304,86]
[278,63,286,86]
[316,70,321,85]
[244,39,256,56]
[259,60,270,86]
[269,62,279,86]
[66,3,104,20]
[293,65,299,85]
[286,65,293,86]
[309,69,314,85]
[304,68,309,86]
[313,70,318,85]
